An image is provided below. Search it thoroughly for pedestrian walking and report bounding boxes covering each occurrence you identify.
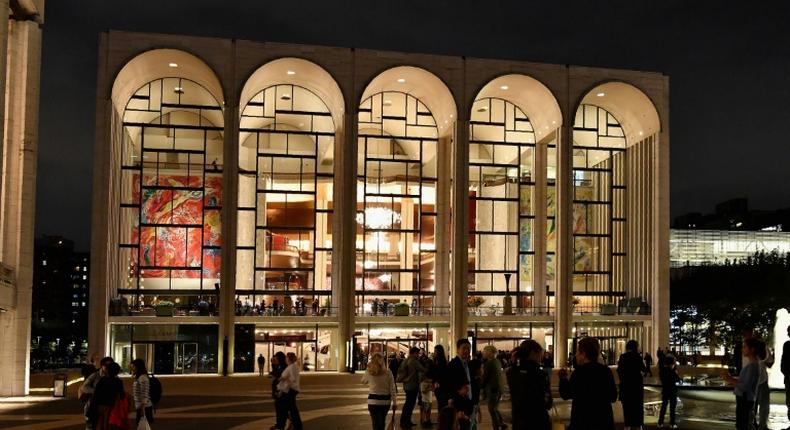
[81,356,113,430]
[91,362,127,430]
[755,340,769,430]
[657,355,679,429]
[397,347,427,428]
[447,339,473,430]
[130,359,154,428]
[481,346,505,430]
[617,340,646,430]
[258,354,266,376]
[506,340,552,430]
[362,353,397,430]
[643,353,653,377]
[390,353,402,383]
[270,352,288,430]
[277,352,303,430]
[433,345,450,410]
[559,337,617,430]
[781,325,790,428]
[723,337,763,430]
[468,358,482,430]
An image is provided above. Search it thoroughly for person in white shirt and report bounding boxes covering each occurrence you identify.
[362,353,397,430]
[131,358,154,427]
[277,352,302,430]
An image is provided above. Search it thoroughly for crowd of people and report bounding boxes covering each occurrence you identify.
[358,334,778,430]
[77,327,788,430]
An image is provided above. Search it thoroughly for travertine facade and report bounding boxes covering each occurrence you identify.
[91,31,669,374]
[0,0,44,396]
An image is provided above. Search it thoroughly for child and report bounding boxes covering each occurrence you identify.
[420,376,434,426]
[658,356,680,429]
[450,383,472,430]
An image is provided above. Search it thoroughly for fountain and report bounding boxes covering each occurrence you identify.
[769,308,790,389]
[645,308,790,403]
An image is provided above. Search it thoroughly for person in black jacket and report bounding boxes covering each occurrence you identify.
[616,340,647,430]
[447,339,473,430]
[559,337,617,430]
[270,351,288,430]
[782,325,790,425]
[432,344,450,410]
[507,340,552,430]
[658,356,680,429]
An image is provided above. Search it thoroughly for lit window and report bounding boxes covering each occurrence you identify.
[42,260,46,266]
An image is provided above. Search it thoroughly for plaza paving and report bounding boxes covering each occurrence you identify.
[0,373,776,429]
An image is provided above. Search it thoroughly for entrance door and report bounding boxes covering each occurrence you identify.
[154,342,175,374]
[180,343,199,374]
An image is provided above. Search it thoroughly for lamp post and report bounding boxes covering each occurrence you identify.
[503,273,513,315]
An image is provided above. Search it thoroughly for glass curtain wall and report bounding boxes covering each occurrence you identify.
[236,85,334,317]
[116,78,224,316]
[356,92,438,316]
[468,98,537,315]
[571,104,627,310]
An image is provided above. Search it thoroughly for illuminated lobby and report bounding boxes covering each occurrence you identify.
[89,31,669,374]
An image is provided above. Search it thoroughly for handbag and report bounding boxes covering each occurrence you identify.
[108,395,130,429]
[551,406,566,430]
[386,407,396,430]
[137,416,151,430]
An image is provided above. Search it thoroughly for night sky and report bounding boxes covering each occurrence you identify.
[36,0,790,250]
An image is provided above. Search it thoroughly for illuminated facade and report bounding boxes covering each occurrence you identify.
[670,229,790,267]
[90,31,669,373]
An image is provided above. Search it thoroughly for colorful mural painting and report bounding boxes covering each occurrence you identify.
[131,174,222,279]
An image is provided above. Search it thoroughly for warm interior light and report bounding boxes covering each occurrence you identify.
[596,92,606,97]
[287,70,296,75]
[174,86,184,94]
[397,78,406,83]
[168,63,178,68]
[500,85,509,90]
[383,100,392,106]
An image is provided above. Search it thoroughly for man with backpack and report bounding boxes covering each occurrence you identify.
[397,347,426,428]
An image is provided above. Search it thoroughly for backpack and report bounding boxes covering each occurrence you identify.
[148,374,162,406]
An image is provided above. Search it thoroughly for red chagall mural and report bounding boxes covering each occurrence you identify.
[131,174,222,279]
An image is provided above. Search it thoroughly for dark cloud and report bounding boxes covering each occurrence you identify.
[36,0,790,250]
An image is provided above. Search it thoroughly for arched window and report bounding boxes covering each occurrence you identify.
[356,91,438,314]
[118,77,224,312]
[236,84,335,314]
[571,104,627,306]
[468,98,536,311]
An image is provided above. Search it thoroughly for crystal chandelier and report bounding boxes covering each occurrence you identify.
[356,207,401,229]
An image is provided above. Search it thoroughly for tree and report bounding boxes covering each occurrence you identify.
[671,250,790,354]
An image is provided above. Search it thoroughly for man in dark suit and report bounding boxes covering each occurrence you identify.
[447,339,474,430]
[781,325,790,429]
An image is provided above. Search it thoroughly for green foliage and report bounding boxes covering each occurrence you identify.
[671,250,790,352]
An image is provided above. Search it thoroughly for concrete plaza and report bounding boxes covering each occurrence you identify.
[0,373,758,430]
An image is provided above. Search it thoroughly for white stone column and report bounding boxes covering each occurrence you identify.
[434,136,451,311]
[534,138,548,313]
[0,18,41,396]
[220,105,240,375]
[554,125,573,367]
[451,120,469,344]
[333,113,356,371]
[0,0,8,184]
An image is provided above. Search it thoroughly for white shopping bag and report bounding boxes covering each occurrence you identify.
[137,416,152,430]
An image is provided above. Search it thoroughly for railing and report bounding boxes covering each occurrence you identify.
[235,305,338,317]
[572,302,651,316]
[467,306,554,317]
[356,305,451,317]
[109,297,219,317]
